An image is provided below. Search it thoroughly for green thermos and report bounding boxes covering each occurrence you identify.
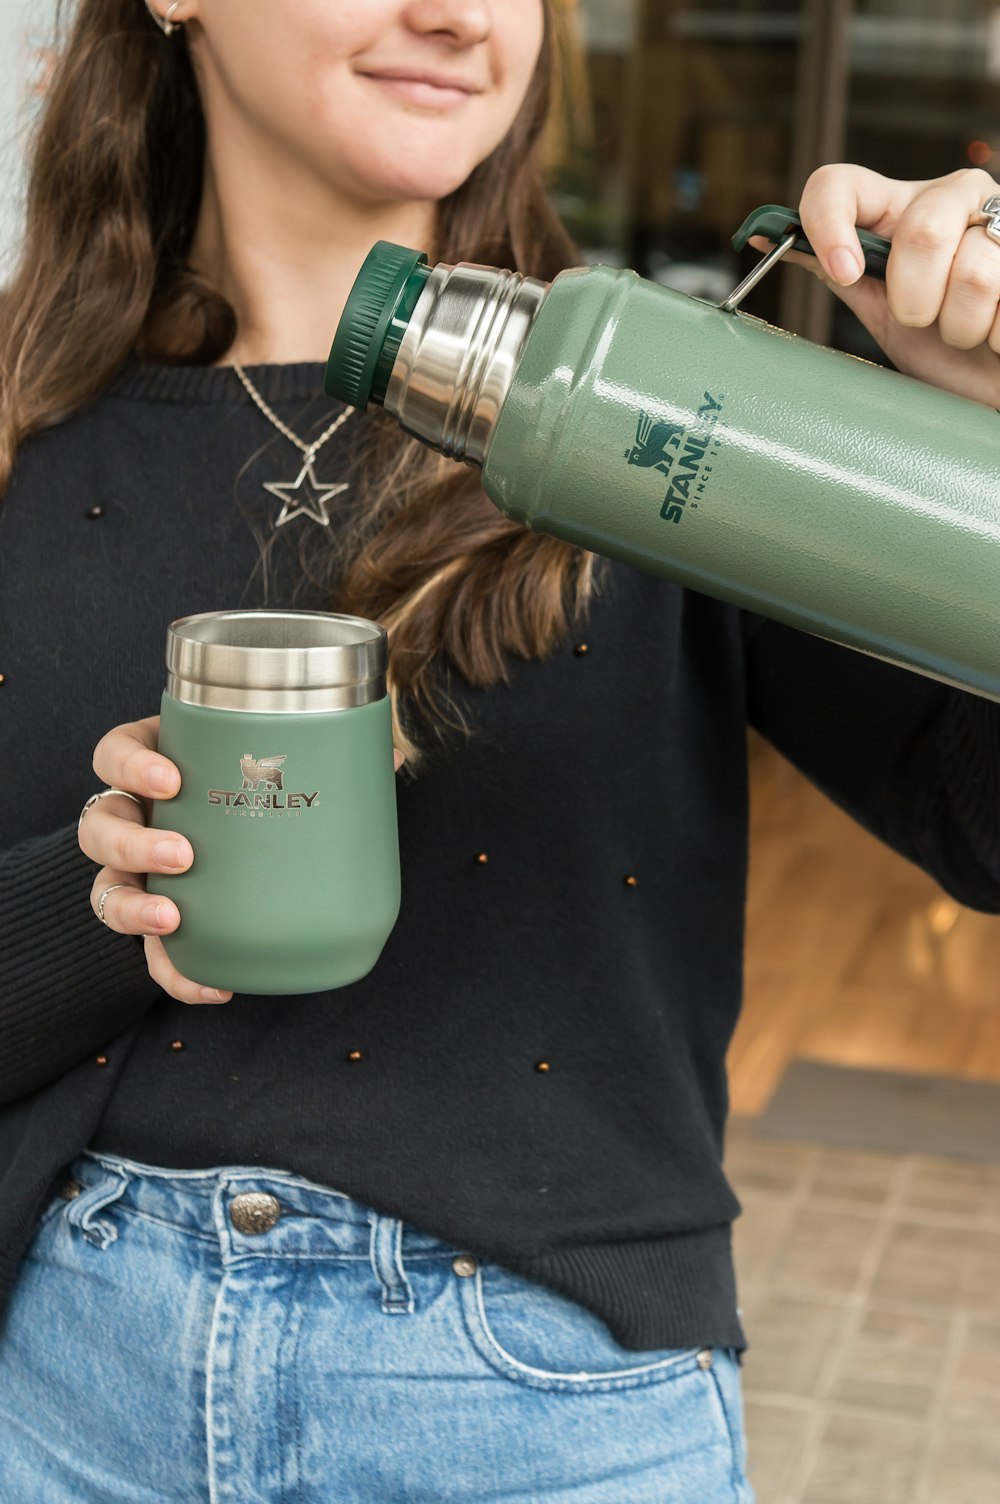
[325,210,1000,703]
[148,610,401,995]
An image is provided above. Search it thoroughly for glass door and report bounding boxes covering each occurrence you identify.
[558,1,1000,356]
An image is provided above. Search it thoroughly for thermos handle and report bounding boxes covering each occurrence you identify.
[732,204,891,280]
[722,204,891,314]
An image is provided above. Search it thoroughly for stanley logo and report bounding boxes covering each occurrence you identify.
[625,415,686,471]
[208,752,319,818]
[240,753,286,791]
[625,392,724,524]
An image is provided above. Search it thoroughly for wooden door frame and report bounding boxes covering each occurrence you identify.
[781,0,856,341]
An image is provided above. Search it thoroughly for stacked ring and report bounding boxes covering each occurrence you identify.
[96,883,136,926]
[79,788,148,928]
[969,193,1000,246]
[78,787,145,835]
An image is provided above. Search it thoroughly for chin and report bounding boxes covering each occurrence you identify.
[350,157,488,210]
[323,107,500,202]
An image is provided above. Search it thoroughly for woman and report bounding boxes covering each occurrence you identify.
[1,1,999,1499]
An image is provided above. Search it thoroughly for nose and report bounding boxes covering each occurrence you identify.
[403,0,492,48]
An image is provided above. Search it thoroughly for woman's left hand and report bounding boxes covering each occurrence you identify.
[749,163,1000,408]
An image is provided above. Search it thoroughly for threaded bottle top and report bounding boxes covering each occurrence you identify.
[325,242,430,408]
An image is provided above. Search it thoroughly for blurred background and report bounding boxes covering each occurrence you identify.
[554,0,1000,357]
[0,0,56,277]
[3,3,1000,1500]
[554,8,1000,1500]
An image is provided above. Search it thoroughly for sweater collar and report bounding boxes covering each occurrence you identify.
[109,357,330,404]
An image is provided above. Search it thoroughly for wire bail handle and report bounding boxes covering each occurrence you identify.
[719,205,892,314]
[719,233,797,314]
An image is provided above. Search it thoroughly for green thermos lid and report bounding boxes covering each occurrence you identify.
[325,241,431,408]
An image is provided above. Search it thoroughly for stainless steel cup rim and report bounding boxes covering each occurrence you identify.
[165,609,388,713]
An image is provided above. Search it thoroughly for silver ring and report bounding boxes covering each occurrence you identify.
[97,883,134,926]
[970,194,1000,246]
[78,787,146,835]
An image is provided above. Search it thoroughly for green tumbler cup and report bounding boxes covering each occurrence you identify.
[148,609,401,995]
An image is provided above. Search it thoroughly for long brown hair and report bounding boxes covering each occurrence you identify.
[0,0,610,772]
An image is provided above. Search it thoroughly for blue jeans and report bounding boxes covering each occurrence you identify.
[0,1150,754,1502]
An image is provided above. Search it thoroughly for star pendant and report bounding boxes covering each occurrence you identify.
[263,462,349,528]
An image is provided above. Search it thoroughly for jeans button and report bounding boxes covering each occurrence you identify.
[59,1178,82,1200]
[452,1255,477,1277]
[697,1349,713,1370]
[229,1192,281,1234]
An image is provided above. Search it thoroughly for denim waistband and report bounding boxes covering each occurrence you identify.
[62,1149,465,1293]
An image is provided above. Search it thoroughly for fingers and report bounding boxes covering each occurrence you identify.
[89,872,231,1004]
[936,226,1000,350]
[90,867,177,937]
[92,715,180,799]
[886,170,1000,330]
[764,165,1000,364]
[144,936,233,1006]
[84,713,192,874]
[79,798,194,876]
[798,162,927,287]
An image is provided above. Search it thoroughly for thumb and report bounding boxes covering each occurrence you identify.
[820,273,891,350]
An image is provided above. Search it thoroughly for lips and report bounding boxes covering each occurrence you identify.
[359,67,483,94]
[358,67,484,108]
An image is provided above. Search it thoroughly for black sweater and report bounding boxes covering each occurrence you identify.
[2,359,999,1353]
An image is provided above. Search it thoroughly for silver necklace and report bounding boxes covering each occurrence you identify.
[233,362,355,529]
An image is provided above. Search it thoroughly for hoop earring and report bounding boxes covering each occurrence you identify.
[145,1,184,35]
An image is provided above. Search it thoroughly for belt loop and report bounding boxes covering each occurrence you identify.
[368,1213,415,1315]
[64,1164,130,1249]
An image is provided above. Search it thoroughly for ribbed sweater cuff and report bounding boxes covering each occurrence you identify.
[1,823,160,1100]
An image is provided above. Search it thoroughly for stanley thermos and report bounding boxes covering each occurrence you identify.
[324,212,1000,703]
[148,610,401,995]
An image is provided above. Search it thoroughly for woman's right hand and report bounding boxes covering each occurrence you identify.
[79,716,233,1005]
[80,716,405,1006]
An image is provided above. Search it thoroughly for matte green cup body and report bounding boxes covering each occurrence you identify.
[149,693,401,994]
[483,265,1000,701]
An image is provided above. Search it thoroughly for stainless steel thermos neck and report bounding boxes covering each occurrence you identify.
[382,263,549,467]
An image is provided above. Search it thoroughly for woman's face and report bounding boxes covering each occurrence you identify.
[185,0,546,205]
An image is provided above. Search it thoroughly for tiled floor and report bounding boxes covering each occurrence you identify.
[724,1118,1000,1503]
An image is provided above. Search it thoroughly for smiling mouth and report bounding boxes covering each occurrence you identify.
[359,73,482,109]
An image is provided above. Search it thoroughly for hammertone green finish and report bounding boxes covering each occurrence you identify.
[484,265,1000,701]
[149,693,401,995]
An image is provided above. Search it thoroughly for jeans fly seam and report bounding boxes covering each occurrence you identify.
[205,1267,229,1504]
[276,1265,305,1501]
